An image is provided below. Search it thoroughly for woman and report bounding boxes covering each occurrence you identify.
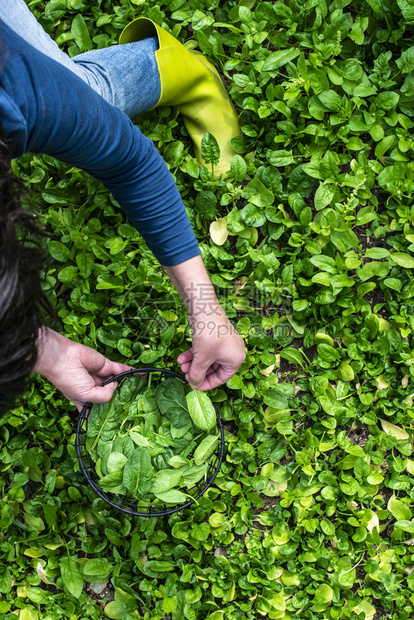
[0,1,245,415]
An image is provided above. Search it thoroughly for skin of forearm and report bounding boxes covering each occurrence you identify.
[164,255,227,322]
[33,328,62,379]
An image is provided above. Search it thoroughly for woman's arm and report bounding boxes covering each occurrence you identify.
[166,256,246,390]
[1,20,245,397]
[33,328,131,411]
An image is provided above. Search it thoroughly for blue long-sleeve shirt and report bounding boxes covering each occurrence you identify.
[0,20,200,266]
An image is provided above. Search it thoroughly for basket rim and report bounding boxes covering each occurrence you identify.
[75,367,224,517]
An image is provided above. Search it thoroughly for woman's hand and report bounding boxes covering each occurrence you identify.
[164,255,246,390]
[34,328,131,411]
[177,310,246,390]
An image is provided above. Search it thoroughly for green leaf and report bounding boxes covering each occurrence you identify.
[337,361,355,381]
[314,583,333,604]
[122,448,154,498]
[396,46,414,73]
[48,241,71,262]
[83,558,113,576]
[186,390,216,431]
[391,252,414,268]
[279,348,307,369]
[375,135,395,158]
[71,14,92,52]
[267,149,296,166]
[86,399,119,446]
[240,204,267,227]
[154,489,189,504]
[396,0,414,23]
[317,90,343,112]
[230,155,247,181]
[383,277,402,292]
[388,496,412,521]
[263,389,289,409]
[0,570,11,595]
[76,252,94,278]
[374,91,400,110]
[394,520,414,533]
[201,132,221,166]
[262,48,300,71]
[156,379,192,428]
[338,567,356,589]
[365,247,390,259]
[152,469,184,494]
[22,447,44,468]
[96,274,124,290]
[107,452,128,474]
[330,229,359,252]
[356,261,390,281]
[58,266,78,284]
[314,183,335,210]
[193,434,219,465]
[60,557,83,599]
[182,463,208,487]
[192,9,214,30]
[309,255,337,273]
[105,587,138,619]
[318,343,340,362]
[19,607,39,620]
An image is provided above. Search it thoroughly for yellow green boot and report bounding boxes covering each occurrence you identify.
[119,17,242,177]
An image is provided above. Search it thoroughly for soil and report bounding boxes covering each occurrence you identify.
[347,421,370,447]
[373,603,392,619]
[24,480,42,501]
[39,582,58,594]
[377,485,393,508]
[259,495,279,511]
[85,582,115,608]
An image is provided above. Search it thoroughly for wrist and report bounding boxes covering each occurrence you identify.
[187,304,227,324]
[165,255,221,315]
[188,313,237,340]
[33,328,70,381]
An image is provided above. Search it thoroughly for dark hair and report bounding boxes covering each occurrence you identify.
[0,132,52,416]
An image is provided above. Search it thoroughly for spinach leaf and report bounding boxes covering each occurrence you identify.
[156,378,192,428]
[122,448,153,498]
[153,449,175,471]
[107,452,128,474]
[151,468,184,493]
[129,430,152,448]
[182,464,208,487]
[112,435,135,458]
[86,399,119,450]
[171,422,193,439]
[193,435,219,466]
[119,374,146,404]
[168,455,189,468]
[154,489,189,504]
[186,390,216,430]
[99,471,124,492]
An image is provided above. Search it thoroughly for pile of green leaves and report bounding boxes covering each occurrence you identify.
[84,374,219,506]
[4,0,414,619]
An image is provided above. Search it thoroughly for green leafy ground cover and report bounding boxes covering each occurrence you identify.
[4,0,414,618]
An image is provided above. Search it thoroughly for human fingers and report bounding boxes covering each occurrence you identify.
[177,348,194,365]
[95,357,132,380]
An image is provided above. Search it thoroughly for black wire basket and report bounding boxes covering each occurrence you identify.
[75,367,224,517]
